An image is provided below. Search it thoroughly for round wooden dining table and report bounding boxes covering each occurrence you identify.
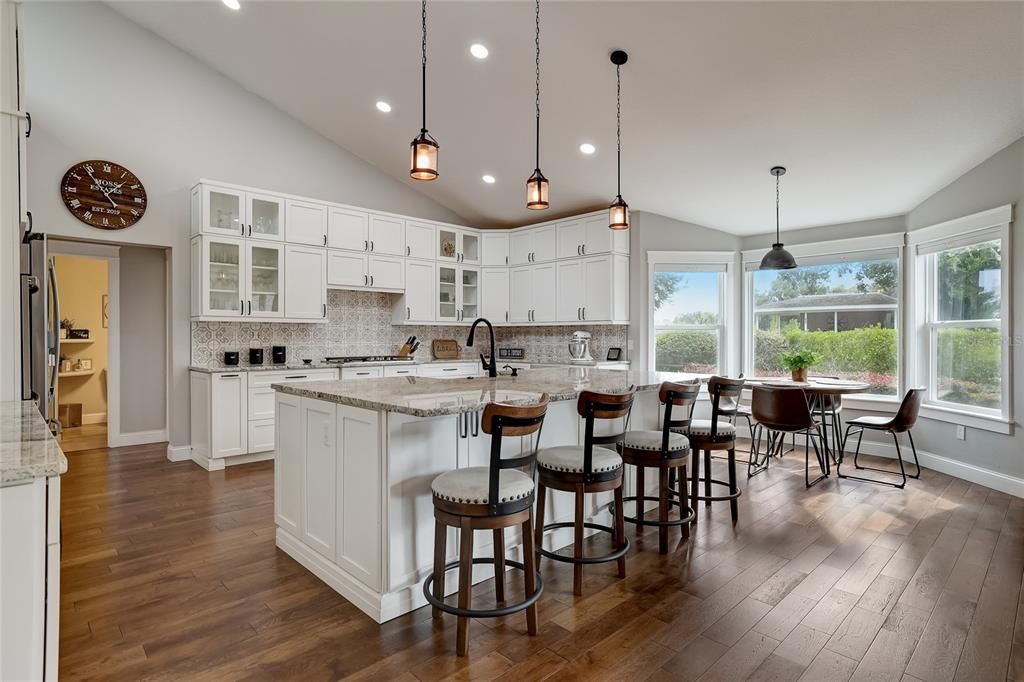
[745,377,871,468]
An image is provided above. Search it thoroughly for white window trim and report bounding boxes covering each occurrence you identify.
[742,234,905,400]
[647,250,738,377]
[908,204,1013,434]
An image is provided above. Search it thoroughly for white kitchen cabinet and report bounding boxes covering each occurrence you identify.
[556,259,585,321]
[582,254,629,322]
[509,224,556,265]
[481,267,510,323]
[212,372,248,458]
[384,365,418,377]
[327,206,369,252]
[437,226,480,264]
[405,220,435,259]
[335,405,383,590]
[396,259,435,323]
[481,232,509,266]
[193,235,245,317]
[245,241,284,318]
[417,363,480,378]
[509,263,556,323]
[342,366,384,380]
[275,392,303,536]
[246,191,285,241]
[327,252,404,291]
[285,199,328,246]
[557,219,587,259]
[583,214,629,256]
[303,397,337,559]
[285,245,327,319]
[436,263,479,322]
[368,214,405,256]
[248,420,276,454]
[193,184,286,241]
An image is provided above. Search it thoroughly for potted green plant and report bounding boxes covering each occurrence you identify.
[60,317,75,340]
[780,350,817,383]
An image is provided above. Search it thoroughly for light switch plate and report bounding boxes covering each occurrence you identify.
[956,425,966,440]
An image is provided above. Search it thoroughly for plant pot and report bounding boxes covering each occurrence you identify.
[791,368,808,383]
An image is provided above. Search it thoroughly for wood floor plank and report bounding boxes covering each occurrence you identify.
[903,590,976,682]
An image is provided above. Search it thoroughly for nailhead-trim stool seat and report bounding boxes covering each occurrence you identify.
[423,395,549,657]
[619,380,701,553]
[534,388,635,596]
[672,376,745,524]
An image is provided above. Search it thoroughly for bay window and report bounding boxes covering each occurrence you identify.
[648,252,735,375]
[910,205,1011,426]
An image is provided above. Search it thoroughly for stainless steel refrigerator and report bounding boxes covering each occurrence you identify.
[20,229,61,435]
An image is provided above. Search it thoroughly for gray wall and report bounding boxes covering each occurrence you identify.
[21,2,465,449]
[904,137,1024,479]
[628,210,742,372]
[119,246,167,434]
[739,215,906,252]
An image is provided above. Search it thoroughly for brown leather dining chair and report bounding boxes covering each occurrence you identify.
[837,388,924,489]
[750,385,829,487]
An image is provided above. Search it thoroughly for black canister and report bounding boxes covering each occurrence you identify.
[249,348,264,365]
[223,351,239,366]
[272,346,287,364]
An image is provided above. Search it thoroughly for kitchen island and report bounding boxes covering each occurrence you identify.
[271,367,674,622]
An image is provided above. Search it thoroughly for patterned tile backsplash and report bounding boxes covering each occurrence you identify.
[191,290,629,367]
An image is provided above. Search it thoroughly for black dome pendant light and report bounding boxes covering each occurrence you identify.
[608,50,629,230]
[410,0,439,181]
[759,166,797,269]
[526,0,549,209]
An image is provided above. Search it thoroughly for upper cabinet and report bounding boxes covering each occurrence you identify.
[328,207,368,251]
[191,235,286,319]
[481,232,509,266]
[284,245,327,319]
[285,199,328,246]
[406,221,435,259]
[437,226,480,264]
[193,184,285,241]
[557,215,629,258]
[509,224,556,265]
[368,215,405,256]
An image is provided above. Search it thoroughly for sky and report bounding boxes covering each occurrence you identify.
[653,271,720,325]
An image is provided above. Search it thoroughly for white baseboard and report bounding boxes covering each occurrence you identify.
[109,429,167,448]
[82,412,107,425]
[224,451,274,467]
[190,451,225,471]
[166,444,191,462]
[848,438,1024,499]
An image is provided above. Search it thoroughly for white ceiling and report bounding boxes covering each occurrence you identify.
[110,1,1023,234]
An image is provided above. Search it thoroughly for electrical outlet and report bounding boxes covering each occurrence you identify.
[956,425,966,441]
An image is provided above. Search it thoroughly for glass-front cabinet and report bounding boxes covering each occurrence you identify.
[246,243,283,317]
[247,192,284,241]
[202,237,245,316]
[194,184,285,241]
[201,186,245,237]
[435,264,479,322]
[437,227,480,265]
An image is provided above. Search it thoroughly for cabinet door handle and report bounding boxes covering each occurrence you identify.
[285,375,308,380]
[370,240,374,251]
[505,311,509,322]
[220,374,239,378]
[582,307,586,320]
[247,300,251,316]
[363,274,368,285]
[407,306,411,320]
[471,410,479,437]
[407,245,411,256]
[577,307,581,320]
[577,244,581,256]
[239,298,243,314]
[443,367,458,372]
[323,303,327,318]
[323,234,327,246]
[364,239,368,251]
[370,275,374,286]
[582,244,586,255]
[505,255,508,265]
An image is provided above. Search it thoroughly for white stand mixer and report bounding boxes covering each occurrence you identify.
[567,331,594,364]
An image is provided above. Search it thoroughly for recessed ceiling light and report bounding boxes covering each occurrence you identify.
[375,101,392,113]
[222,0,240,10]
[579,143,596,155]
[482,175,496,184]
[470,43,489,59]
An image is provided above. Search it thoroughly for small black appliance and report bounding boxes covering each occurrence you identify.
[249,348,264,365]
[272,346,287,364]
[223,351,239,366]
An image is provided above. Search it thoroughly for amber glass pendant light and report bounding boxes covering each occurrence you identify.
[526,0,549,209]
[608,50,629,230]
[410,0,438,181]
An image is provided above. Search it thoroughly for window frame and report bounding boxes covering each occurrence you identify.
[741,233,906,403]
[909,205,1013,432]
[647,250,738,377]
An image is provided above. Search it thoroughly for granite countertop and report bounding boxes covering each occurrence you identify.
[272,367,698,417]
[1,401,68,487]
[188,358,626,373]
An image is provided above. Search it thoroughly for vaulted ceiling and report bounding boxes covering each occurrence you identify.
[111,1,1023,234]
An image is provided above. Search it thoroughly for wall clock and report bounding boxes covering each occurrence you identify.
[60,160,147,229]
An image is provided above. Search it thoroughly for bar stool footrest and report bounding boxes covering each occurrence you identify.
[536,521,630,564]
[423,557,543,619]
[620,494,695,528]
[677,477,741,502]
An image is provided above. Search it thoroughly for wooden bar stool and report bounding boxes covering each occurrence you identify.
[620,381,700,553]
[676,376,744,524]
[534,388,635,596]
[423,395,549,657]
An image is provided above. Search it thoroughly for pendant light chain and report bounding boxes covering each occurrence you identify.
[615,62,622,195]
[775,171,780,243]
[534,0,541,169]
[421,0,427,133]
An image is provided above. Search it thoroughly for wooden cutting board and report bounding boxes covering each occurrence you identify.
[432,339,461,360]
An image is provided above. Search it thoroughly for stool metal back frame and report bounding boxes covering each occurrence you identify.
[423,395,550,656]
[535,388,636,596]
[688,376,746,523]
[621,380,700,553]
[837,388,923,489]
[750,385,829,487]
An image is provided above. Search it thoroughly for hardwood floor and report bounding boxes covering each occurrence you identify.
[59,442,1024,681]
[59,423,107,453]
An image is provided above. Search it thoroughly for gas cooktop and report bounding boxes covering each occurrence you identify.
[324,355,415,364]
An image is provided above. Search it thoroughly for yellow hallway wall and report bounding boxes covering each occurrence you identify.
[54,255,108,420]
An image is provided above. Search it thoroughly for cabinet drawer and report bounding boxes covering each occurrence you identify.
[342,366,384,380]
[247,369,338,388]
[383,365,418,378]
[417,363,479,378]
[248,419,276,454]
[249,387,276,420]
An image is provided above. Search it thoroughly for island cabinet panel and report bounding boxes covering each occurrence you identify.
[274,393,303,537]
[302,398,337,559]
[386,413,459,592]
[335,406,383,590]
